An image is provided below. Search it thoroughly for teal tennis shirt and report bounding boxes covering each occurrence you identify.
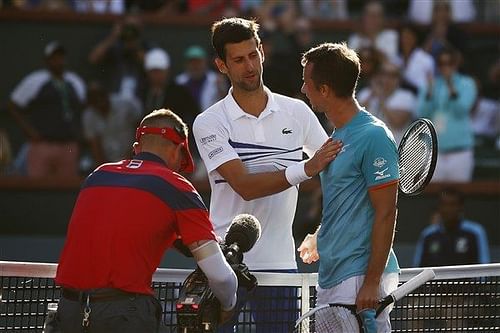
[318,110,400,289]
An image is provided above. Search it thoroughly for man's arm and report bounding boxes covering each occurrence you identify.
[88,22,122,64]
[416,79,434,119]
[356,182,398,311]
[474,223,490,264]
[216,138,340,201]
[188,240,237,323]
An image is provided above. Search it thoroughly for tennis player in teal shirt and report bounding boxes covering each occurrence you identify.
[298,42,400,332]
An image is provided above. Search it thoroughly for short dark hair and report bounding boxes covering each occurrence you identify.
[211,17,261,61]
[301,42,360,98]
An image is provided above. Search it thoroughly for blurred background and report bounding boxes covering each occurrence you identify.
[0,0,498,271]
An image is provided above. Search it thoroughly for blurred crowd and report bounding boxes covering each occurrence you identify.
[0,0,499,184]
[1,0,499,23]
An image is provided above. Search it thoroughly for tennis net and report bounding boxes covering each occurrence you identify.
[1,261,499,332]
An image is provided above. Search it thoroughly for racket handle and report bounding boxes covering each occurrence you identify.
[375,295,395,318]
[392,269,435,301]
[359,308,377,333]
[375,269,435,318]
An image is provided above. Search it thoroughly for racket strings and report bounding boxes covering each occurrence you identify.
[399,124,434,193]
[294,306,361,333]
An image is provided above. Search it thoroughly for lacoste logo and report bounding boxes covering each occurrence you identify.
[282,128,292,134]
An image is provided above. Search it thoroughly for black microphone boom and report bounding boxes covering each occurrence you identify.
[224,213,262,253]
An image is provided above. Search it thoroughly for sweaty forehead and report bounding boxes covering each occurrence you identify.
[303,62,314,78]
[225,38,259,59]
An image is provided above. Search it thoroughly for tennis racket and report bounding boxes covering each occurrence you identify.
[398,118,438,196]
[293,269,436,333]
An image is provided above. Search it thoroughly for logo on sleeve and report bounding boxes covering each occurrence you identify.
[126,160,143,169]
[373,157,387,168]
[374,167,390,180]
[200,134,217,145]
[282,128,293,134]
[208,147,223,159]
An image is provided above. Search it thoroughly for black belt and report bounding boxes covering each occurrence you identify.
[62,288,137,302]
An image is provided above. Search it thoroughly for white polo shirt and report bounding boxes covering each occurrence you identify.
[193,86,327,270]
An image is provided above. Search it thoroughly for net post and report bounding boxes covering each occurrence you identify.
[300,273,312,316]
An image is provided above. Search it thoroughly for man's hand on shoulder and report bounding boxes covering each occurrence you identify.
[304,138,342,177]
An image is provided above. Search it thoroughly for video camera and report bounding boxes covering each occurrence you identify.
[176,214,261,333]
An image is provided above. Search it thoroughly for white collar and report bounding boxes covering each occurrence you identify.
[224,86,280,121]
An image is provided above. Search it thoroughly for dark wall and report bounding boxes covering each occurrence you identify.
[1,189,78,234]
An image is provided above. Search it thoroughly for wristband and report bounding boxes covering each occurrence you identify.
[285,160,311,186]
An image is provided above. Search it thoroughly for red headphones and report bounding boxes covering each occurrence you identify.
[135,126,194,173]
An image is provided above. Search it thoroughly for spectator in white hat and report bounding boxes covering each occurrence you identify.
[140,48,199,123]
[140,48,201,174]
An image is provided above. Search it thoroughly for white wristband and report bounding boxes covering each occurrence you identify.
[285,160,311,186]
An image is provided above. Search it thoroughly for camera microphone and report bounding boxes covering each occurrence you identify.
[225,213,261,252]
[223,214,261,265]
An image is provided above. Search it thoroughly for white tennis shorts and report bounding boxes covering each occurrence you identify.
[316,273,399,333]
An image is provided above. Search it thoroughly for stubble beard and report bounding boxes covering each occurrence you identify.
[236,72,262,92]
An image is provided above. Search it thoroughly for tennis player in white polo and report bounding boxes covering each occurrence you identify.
[193,18,341,333]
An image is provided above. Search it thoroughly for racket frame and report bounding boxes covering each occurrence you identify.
[294,303,362,332]
[397,118,438,196]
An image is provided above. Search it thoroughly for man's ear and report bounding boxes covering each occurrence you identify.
[215,57,227,75]
[132,142,140,155]
[319,84,330,97]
